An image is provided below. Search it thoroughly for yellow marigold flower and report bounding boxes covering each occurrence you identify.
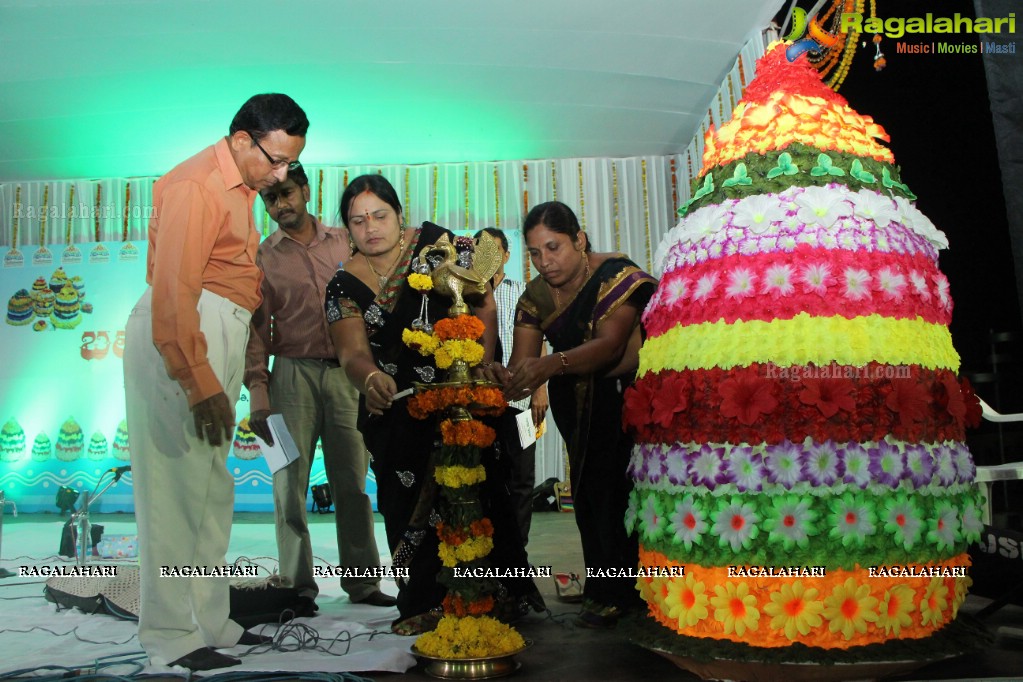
[402,328,439,356]
[663,574,709,628]
[920,578,949,627]
[434,465,486,488]
[710,582,760,636]
[875,585,916,637]
[763,580,824,641]
[822,578,879,641]
[415,615,525,658]
[409,272,433,292]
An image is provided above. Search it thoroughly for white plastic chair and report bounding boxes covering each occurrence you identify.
[974,398,1023,524]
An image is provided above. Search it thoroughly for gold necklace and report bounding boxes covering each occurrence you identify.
[363,231,406,288]
[552,254,591,308]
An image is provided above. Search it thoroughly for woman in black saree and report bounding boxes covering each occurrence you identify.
[324,174,542,635]
[493,201,657,629]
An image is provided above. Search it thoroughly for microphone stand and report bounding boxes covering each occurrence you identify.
[0,491,16,578]
[69,468,128,566]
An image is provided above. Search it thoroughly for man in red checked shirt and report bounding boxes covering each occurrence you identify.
[123,94,307,672]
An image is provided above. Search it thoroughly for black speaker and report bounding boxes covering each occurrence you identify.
[310,484,332,513]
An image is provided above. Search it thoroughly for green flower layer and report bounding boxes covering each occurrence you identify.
[681,143,915,216]
[628,486,982,570]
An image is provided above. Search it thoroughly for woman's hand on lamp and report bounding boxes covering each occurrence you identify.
[503,355,555,401]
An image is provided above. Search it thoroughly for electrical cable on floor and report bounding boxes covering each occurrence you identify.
[237,613,393,659]
[0,624,138,646]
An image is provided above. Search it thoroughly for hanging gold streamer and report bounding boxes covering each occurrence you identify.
[317,169,324,223]
[404,167,411,225]
[94,184,102,243]
[39,185,49,246]
[343,169,348,189]
[641,159,652,272]
[522,164,529,216]
[577,161,586,232]
[12,186,21,249]
[738,54,747,89]
[670,158,679,218]
[493,165,500,227]
[727,72,737,111]
[522,164,530,280]
[65,185,75,244]
[464,165,470,230]
[432,166,439,225]
[122,183,131,242]
[612,162,620,251]
[550,162,557,201]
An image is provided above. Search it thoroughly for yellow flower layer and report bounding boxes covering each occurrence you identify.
[638,548,970,650]
[415,615,526,658]
[638,314,959,377]
[434,465,487,488]
[701,92,894,174]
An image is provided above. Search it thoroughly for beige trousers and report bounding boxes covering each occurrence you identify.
[124,287,249,665]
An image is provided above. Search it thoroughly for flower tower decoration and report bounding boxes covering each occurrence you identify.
[404,232,528,663]
[1,419,26,463]
[622,42,985,674]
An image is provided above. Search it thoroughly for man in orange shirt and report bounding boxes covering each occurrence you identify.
[124,93,308,671]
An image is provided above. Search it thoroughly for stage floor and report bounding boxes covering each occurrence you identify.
[1,511,1023,681]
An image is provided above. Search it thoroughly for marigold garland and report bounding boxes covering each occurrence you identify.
[434,339,485,369]
[409,272,433,292]
[439,536,495,567]
[440,419,496,448]
[443,593,496,618]
[437,518,495,546]
[434,314,485,341]
[408,386,507,419]
[435,464,487,488]
[415,615,526,658]
[402,328,440,356]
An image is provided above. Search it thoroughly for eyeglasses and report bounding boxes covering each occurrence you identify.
[248,132,301,171]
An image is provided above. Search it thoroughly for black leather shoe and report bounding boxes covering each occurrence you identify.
[352,590,397,607]
[169,647,240,671]
[237,630,273,646]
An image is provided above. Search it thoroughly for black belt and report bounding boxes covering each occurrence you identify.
[310,357,340,368]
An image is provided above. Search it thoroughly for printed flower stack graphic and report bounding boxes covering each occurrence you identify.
[623,42,984,661]
[403,257,525,659]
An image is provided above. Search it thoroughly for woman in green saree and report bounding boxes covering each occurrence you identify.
[494,201,657,628]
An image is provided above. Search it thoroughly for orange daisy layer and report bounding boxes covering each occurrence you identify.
[701,92,893,173]
[638,547,969,650]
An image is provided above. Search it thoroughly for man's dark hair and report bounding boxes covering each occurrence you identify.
[473,227,509,253]
[229,94,309,140]
[287,164,309,187]
[339,174,402,227]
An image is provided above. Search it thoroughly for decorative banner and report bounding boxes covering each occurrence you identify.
[0,241,376,513]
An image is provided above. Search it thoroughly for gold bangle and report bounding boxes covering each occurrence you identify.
[557,351,569,374]
[364,370,383,392]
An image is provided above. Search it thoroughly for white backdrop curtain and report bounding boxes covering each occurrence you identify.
[0,34,769,486]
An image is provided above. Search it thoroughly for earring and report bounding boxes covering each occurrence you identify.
[348,234,357,255]
[398,226,406,253]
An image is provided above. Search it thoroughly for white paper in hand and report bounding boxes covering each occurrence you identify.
[515,409,537,449]
[254,414,300,474]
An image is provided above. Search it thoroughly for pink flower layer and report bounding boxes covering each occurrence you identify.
[643,246,951,337]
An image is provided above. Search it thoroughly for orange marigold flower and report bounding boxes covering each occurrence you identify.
[441,419,496,447]
[434,315,485,342]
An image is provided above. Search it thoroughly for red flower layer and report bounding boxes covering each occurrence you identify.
[644,247,949,337]
[740,43,847,107]
[624,364,981,446]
